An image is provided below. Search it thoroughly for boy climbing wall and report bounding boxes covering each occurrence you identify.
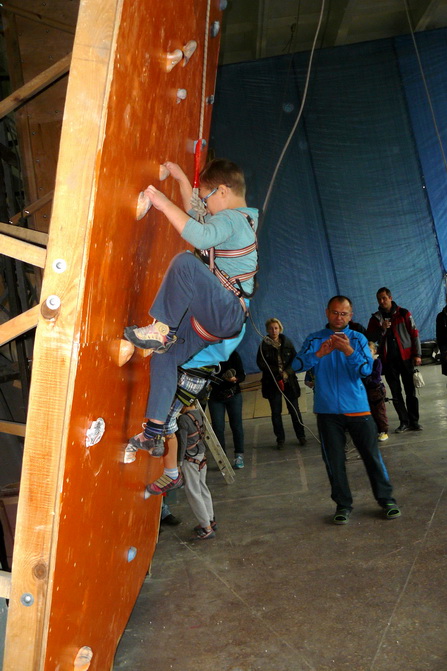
[124,159,258,494]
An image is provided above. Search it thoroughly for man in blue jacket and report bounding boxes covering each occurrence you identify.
[292,295,400,525]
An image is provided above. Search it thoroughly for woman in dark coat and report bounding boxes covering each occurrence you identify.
[256,317,306,448]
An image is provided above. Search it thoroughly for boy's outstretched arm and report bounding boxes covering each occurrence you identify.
[164,161,193,211]
[145,184,190,234]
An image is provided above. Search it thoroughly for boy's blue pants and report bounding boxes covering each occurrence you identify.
[146,252,245,421]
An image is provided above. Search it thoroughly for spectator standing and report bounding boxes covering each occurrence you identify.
[208,350,246,469]
[436,303,447,377]
[292,295,400,524]
[257,318,306,448]
[367,288,422,433]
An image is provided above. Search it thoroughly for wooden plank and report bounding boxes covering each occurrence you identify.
[0,233,46,267]
[0,53,71,119]
[0,305,40,347]
[3,0,223,669]
[0,421,26,437]
[0,2,76,34]
[0,221,48,246]
[9,191,54,226]
[0,571,12,599]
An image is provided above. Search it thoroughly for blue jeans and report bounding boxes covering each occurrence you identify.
[317,413,395,510]
[268,390,305,442]
[208,393,244,454]
[146,252,245,421]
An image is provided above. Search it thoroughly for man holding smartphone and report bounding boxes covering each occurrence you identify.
[367,287,422,433]
[292,296,400,525]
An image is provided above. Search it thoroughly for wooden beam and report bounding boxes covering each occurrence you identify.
[0,305,40,347]
[0,222,48,246]
[0,421,26,437]
[0,53,72,120]
[9,191,54,225]
[414,0,442,31]
[0,571,12,599]
[0,2,76,34]
[0,233,47,267]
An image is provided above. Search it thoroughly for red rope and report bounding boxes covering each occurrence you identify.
[193,138,204,188]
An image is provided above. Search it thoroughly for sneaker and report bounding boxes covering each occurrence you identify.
[195,527,216,540]
[160,513,181,526]
[383,503,401,519]
[146,473,184,496]
[234,454,244,469]
[124,321,175,352]
[333,508,351,525]
[378,432,389,442]
[127,432,165,457]
[409,423,423,431]
[276,440,285,450]
[298,436,307,446]
[194,520,217,532]
[395,423,409,433]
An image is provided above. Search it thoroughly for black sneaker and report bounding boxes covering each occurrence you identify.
[160,514,181,526]
[395,423,409,433]
[409,423,423,431]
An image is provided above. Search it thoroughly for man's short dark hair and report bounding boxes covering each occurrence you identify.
[327,295,353,309]
[377,287,392,298]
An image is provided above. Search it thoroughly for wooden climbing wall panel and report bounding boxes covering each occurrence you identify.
[2,0,222,669]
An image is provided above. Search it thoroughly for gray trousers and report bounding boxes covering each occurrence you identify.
[182,454,214,528]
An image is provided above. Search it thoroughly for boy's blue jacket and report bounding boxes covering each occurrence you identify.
[292,326,373,414]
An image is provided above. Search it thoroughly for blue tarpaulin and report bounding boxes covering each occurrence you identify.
[210,29,447,372]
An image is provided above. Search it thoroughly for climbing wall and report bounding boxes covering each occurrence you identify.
[2,0,222,669]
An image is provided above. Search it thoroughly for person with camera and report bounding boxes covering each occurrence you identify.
[256,317,306,449]
[208,350,246,469]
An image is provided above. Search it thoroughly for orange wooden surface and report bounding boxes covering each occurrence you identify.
[3,0,222,669]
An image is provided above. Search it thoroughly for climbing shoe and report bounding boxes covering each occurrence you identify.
[124,321,176,352]
[127,432,165,457]
[145,473,184,496]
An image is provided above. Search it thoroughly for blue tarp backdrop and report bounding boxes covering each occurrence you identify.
[210,29,447,373]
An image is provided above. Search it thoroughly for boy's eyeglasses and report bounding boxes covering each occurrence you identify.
[200,187,218,204]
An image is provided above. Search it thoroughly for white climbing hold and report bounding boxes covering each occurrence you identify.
[159,164,171,181]
[136,188,152,220]
[86,418,105,447]
[182,40,197,66]
[165,48,183,72]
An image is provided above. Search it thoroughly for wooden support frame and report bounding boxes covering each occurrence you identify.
[0,420,26,437]
[0,233,46,267]
[9,191,54,226]
[2,0,223,669]
[0,221,48,246]
[0,2,76,34]
[0,53,71,119]
[0,305,40,347]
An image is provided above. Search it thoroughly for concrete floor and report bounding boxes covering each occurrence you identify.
[113,364,447,671]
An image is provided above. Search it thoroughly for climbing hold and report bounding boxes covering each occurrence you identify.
[159,164,171,181]
[165,48,183,72]
[206,94,215,105]
[74,646,93,670]
[210,20,221,37]
[127,546,137,562]
[182,40,197,66]
[109,339,135,367]
[85,418,105,448]
[41,295,61,321]
[136,188,152,220]
[176,88,187,103]
[220,0,228,9]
